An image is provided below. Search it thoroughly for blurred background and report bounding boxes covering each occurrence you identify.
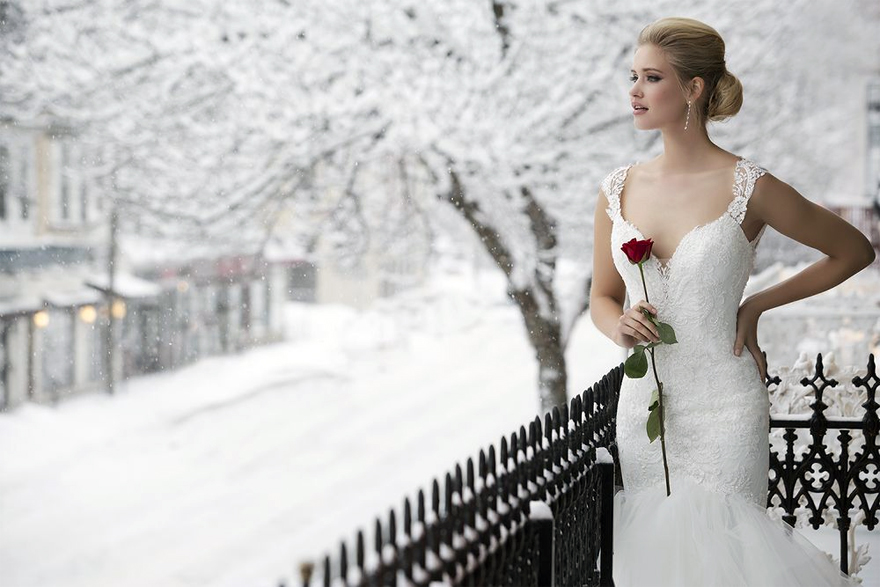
[1,1,879,586]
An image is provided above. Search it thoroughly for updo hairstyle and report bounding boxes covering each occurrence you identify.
[638,17,743,124]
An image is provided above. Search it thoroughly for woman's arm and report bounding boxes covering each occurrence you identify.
[734,173,876,374]
[591,187,659,348]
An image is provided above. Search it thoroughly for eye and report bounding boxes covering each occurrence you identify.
[630,74,662,83]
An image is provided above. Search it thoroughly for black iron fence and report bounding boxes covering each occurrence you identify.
[767,353,880,576]
[296,353,879,586]
[296,366,622,587]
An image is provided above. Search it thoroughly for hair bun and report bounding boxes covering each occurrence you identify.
[707,70,743,121]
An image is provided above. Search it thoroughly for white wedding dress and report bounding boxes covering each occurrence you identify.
[601,158,858,586]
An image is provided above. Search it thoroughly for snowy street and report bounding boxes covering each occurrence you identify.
[0,271,623,587]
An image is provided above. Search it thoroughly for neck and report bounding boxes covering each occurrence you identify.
[657,123,719,172]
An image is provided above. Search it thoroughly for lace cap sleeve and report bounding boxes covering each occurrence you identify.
[601,165,630,221]
[729,158,767,225]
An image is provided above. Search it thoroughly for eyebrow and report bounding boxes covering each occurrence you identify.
[630,67,664,74]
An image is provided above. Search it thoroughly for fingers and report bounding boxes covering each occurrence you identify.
[752,347,767,382]
[619,305,659,343]
[634,301,660,342]
[733,334,744,356]
[738,340,767,381]
[733,324,747,356]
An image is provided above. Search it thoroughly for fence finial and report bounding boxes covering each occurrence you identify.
[356,530,365,571]
[298,561,313,587]
[339,542,348,582]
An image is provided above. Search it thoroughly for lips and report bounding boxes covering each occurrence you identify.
[632,103,648,112]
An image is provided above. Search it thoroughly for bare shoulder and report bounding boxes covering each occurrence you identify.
[629,156,660,178]
[747,167,874,264]
[747,169,803,217]
[596,183,610,205]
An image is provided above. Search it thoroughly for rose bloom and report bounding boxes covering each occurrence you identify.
[621,238,654,264]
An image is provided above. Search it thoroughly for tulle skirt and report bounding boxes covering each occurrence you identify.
[612,478,859,587]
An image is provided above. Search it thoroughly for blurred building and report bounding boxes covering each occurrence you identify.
[268,156,432,310]
[0,118,114,408]
[0,119,286,411]
[125,247,286,371]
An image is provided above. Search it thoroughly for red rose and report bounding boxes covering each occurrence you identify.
[621,238,654,264]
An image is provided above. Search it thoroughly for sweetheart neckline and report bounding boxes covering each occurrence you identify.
[615,158,761,274]
[616,213,762,277]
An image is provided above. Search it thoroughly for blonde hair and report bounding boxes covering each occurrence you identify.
[638,17,742,124]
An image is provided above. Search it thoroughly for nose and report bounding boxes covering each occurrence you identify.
[629,81,642,98]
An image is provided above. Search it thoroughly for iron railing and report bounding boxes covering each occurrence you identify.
[296,353,880,586]
[767,353,880,575]
[297,366,622,587]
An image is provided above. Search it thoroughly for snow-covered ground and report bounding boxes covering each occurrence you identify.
[0,269,876,587]
[0,269,615,587]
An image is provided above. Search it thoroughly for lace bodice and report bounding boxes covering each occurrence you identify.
[602,158,772,506]
[602,158,767,356]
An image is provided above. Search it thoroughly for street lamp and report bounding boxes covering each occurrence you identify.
[79,305,97,324]
[33,310,50,329]
[111,299,126,319]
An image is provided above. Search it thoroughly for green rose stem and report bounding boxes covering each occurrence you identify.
[638,261,672,497]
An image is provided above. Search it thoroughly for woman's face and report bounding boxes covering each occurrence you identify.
[629,44,688,131]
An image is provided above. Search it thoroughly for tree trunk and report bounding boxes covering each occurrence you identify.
[512,290,568,412]
[442,167,571,412]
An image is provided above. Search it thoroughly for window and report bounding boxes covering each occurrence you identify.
[0,145,8,221]
[60,144,70,221]
[0,134,36,227]
[80,181,88,223]
[19,157,28,220]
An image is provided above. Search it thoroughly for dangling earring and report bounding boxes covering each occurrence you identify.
[684,100,692,131]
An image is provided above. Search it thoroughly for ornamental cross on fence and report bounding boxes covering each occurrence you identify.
[767,353,880,576]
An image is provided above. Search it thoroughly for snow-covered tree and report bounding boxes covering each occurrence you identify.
[2,0,877,411]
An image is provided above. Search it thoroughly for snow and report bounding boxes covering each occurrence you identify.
[6,0,878,338]
[527,501,553,522]
[0,269,620,587]
[43,288,102,307]
[0,295,42,316]
[85,273,163,299]
[596,446,615,465]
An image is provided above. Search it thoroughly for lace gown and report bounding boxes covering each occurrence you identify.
[601,158,857,586]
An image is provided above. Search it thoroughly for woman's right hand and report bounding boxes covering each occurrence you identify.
[613,300,660,348]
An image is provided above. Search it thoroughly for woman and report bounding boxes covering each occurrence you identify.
[589,17,875,586]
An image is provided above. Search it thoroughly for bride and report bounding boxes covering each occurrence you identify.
[589,17,875,587]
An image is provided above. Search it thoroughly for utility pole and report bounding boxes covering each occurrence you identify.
[105,205,118,394]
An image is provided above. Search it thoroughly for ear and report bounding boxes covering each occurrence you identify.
[686,77,706,103]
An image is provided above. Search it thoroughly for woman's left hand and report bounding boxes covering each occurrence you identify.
[734,299,767,382]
